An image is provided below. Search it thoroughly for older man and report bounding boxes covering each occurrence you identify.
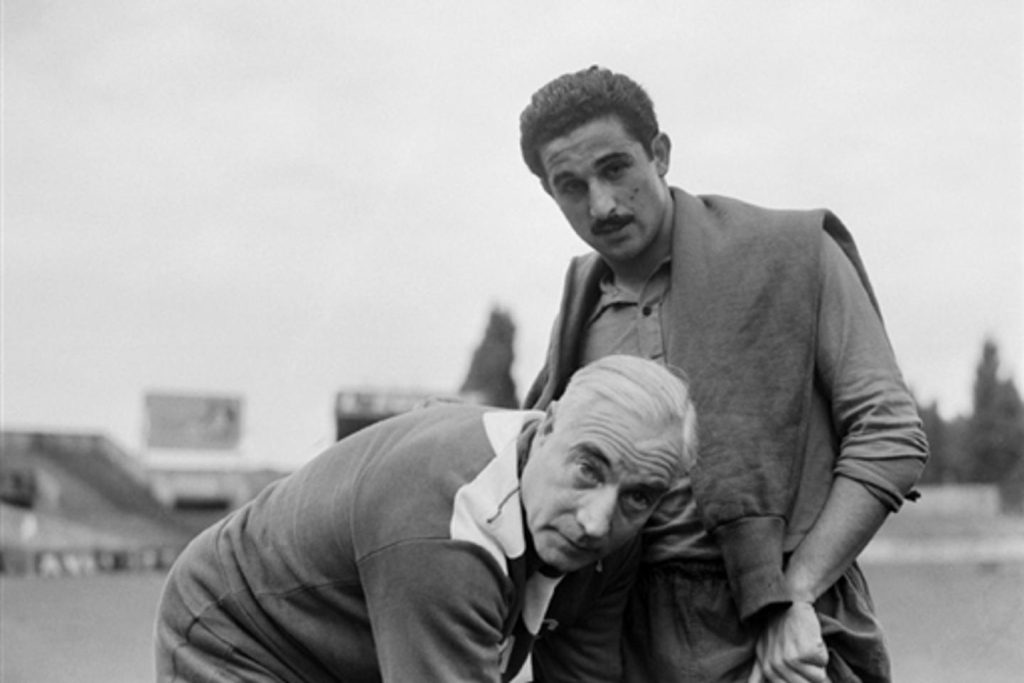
[155,354,698,682]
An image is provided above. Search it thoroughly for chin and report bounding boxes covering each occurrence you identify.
[540,545,593,573]
[546,558,583,573]
[603,240,649,263]
[537,550,568,572]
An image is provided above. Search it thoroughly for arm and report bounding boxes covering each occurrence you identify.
[784,476,888,603]
[751,236,928,682]
[360,540,513,682]
[786,235,927,597]
[749,478,887,683]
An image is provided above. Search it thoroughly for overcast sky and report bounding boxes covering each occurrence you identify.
[3,0,1021,468]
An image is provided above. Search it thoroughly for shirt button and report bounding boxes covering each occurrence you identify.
[641,305,653,316]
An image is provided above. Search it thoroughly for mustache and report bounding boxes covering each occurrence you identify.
[591,213,634,234]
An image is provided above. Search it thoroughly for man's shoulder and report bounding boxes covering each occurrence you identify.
[559,250,609,291]
[689,191,831,234]
[349,407,528,556]
[672,190,833,263]
[367,404,512,466]
[661,189,842,284]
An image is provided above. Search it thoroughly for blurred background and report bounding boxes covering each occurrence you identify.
[2,1,1022,681]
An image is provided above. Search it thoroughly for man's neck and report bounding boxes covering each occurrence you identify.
[608,200,674,292]
[609,266,660,296]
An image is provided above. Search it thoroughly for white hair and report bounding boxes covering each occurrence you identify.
[557,355,698,479]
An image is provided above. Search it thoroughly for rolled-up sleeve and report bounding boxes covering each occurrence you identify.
[817,236,930,510]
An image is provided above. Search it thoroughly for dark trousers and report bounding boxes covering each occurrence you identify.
[622,560,892,683]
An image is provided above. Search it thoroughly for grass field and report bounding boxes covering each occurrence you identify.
[2,560,1022,682]
[863,561,1024,682]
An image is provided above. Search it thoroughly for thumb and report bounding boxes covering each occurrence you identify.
[802,640,829,666]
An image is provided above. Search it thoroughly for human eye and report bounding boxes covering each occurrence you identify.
[621,488,658,516]
[600,156,632,181]
[603,162,627,181]
[572,453,604,487]
[555,178,586,197]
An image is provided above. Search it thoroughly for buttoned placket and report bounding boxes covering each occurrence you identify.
[581,260,671,364]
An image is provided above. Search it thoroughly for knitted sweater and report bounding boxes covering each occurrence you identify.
[525,189,892,621]
[156,405,639,682]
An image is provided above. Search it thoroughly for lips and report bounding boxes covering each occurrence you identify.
[591,217,633,237]
[560,533,596,557]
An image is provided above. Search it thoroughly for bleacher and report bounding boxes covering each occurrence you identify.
[0,430,203,576]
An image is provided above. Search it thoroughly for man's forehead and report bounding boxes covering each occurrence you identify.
[571,424,677,485]
[540,117,642,176]
[612,445,677,485]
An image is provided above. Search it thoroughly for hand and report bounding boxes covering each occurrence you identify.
[746,602,828,683]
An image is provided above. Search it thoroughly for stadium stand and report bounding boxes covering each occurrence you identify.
[0,431,203,576]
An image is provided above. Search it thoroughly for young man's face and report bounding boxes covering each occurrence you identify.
[539,116,673,273]
[520,407,676,573]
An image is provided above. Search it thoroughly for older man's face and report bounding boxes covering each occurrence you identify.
[519,408,676,573]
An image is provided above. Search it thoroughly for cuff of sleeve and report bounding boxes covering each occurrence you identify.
[711,515,790,622]
[834,457,926,512]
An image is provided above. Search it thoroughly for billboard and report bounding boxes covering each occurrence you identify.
[144,393,243,451]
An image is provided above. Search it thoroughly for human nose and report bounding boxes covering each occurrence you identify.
[576,488,617,540]
[587,181,617,220]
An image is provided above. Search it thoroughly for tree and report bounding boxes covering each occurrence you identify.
[459,306,519,408]
[917,399,951,484]
[943,416,971,482]
[965,339,1024,511]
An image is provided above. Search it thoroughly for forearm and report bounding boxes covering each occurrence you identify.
[783,475,888,602]
[747,477,887,682]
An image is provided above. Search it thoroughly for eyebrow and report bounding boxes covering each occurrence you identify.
[595,151,632,168]
[631,481,671,497]
[576,443,611,467]
[548,151,634,188]
[616,451,677,489]
[577,441,676,491]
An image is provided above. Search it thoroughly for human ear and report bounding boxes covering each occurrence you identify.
[540,402,558,435]
[652,132,671,177]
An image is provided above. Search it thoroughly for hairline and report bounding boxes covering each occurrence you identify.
[533,112,658,189]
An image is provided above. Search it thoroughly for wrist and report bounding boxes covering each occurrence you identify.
[789,591,817,604]
[784,568,819,604]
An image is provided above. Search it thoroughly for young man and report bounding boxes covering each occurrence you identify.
[155,355,698,682]
[519,66,929,682]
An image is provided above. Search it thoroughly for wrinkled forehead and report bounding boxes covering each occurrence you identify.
[567,413,680,484]
[539,117,644,176]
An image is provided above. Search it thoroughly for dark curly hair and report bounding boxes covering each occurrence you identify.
[519,66,660,182]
